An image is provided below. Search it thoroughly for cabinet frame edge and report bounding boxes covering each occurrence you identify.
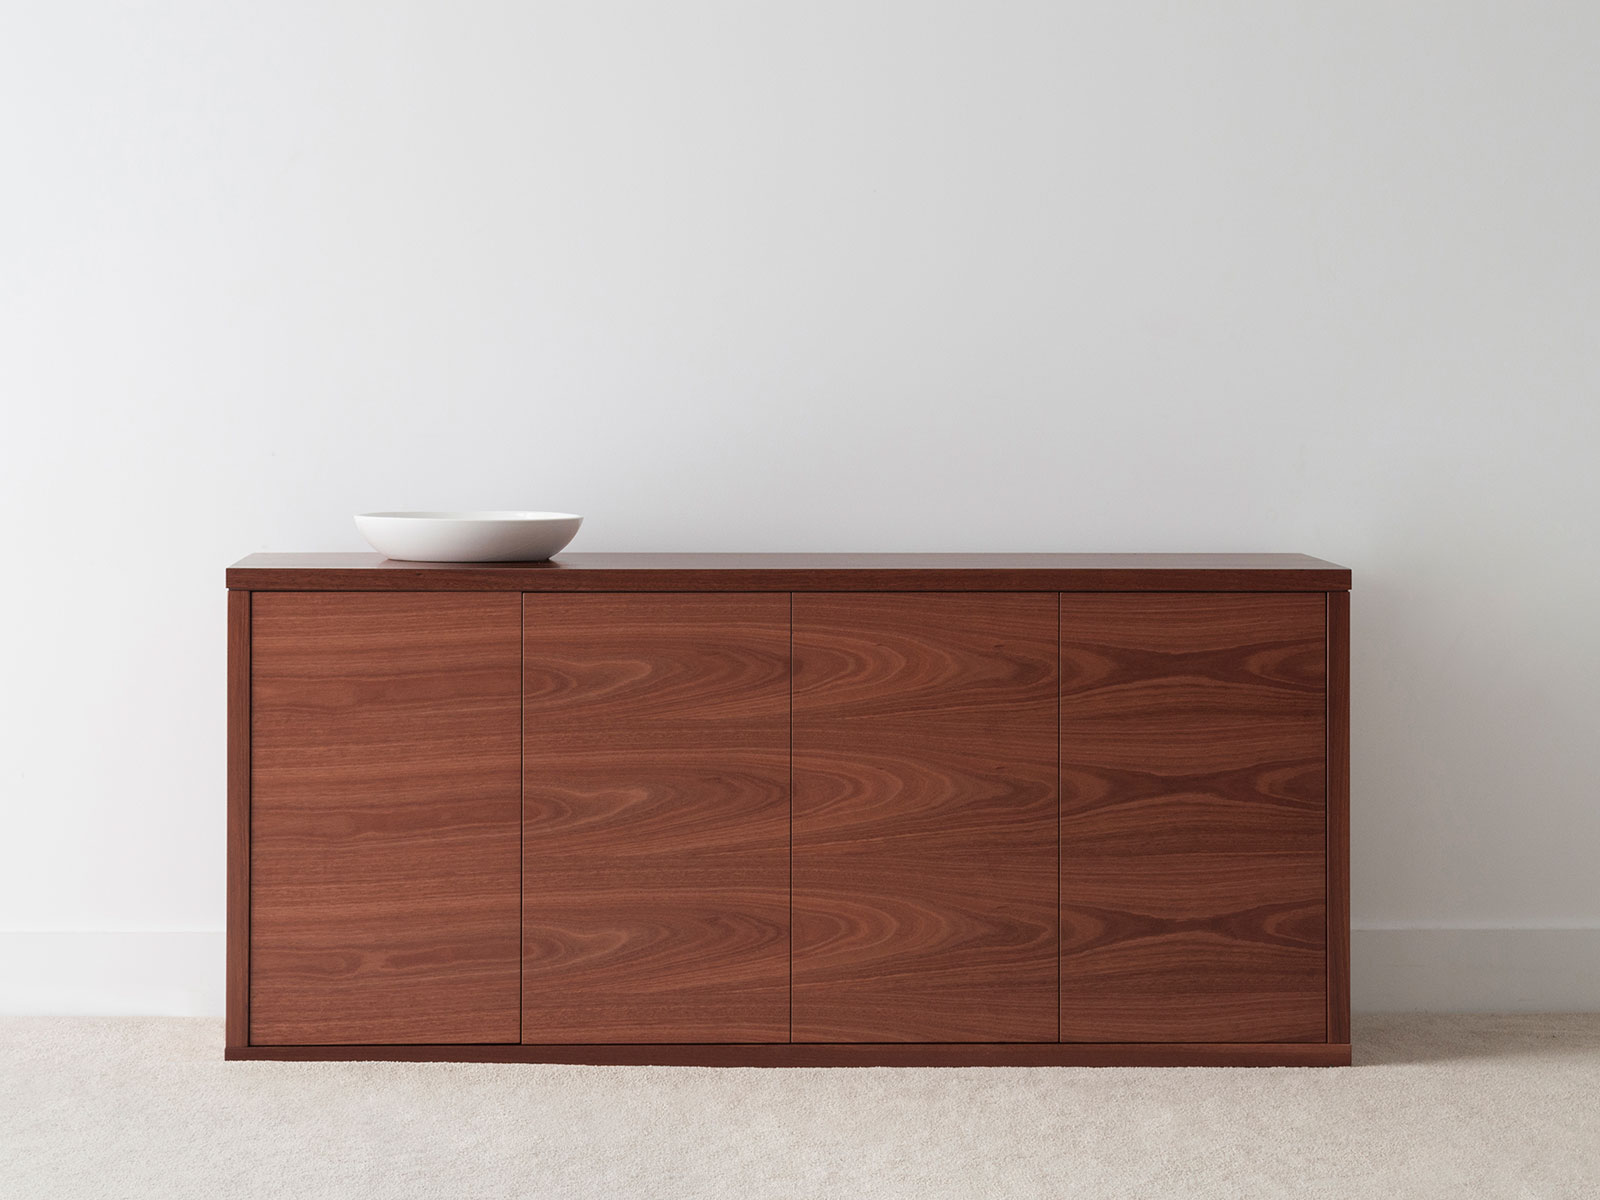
[227,1042,1352,1067]
[224,581,1354,1062]
[1326,591,1352,1044]
[226,590,251,1049]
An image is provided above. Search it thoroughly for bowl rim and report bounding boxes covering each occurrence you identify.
[356,511,582,523]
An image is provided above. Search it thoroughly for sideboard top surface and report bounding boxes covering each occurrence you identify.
[227,553,1350,592]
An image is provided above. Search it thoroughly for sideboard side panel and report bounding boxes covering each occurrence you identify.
[1327,590,1351,1043]
[226,590,251,1049]
[792,593,1060,1043]
[1059,593,1328,1043]
[249,592,523,1045]
[521,593,792,1043]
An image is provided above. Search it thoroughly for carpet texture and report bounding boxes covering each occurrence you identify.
[2,1015,1597,1198]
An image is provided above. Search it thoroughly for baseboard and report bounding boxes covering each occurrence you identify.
[0,931,223,1016]
[2,928,1595,1016]
[1353,928,1600,1011]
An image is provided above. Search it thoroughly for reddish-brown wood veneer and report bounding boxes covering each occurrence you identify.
[792,594,1059,1043]
[227,556,1350,1065]
[1058,594,1328,1043]
[249,593,522,1045]
[521,594,791,1042]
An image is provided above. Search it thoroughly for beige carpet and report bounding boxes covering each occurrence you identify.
[2,1016,1596,1199]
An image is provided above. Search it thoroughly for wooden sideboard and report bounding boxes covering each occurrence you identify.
[226,553,1350,1066]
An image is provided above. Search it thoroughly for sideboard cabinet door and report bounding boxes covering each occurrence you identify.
[522,594,791,1043]
[792,593,1059,1043]
[1059,594,1328,1043]
[250,593,523,1045]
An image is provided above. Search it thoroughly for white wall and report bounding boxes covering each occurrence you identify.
[2,2,1597,1013]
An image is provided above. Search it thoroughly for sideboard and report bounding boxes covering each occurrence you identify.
[226,553,1350,1065]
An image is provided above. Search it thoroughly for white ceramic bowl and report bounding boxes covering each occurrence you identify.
[355,511,583,562]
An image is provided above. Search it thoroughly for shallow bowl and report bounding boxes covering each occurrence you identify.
[354,511,583,562]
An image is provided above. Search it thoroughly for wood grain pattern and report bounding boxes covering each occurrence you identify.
[228,553,1352,594]
[1059,594,1328,1043]
[229,1041,1351,1066]
[792,594,1058,1043]
[1327,590,1351,1043]
[226,590,250,1048]
[522,594,790,1043]
[249,593,522,1045]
